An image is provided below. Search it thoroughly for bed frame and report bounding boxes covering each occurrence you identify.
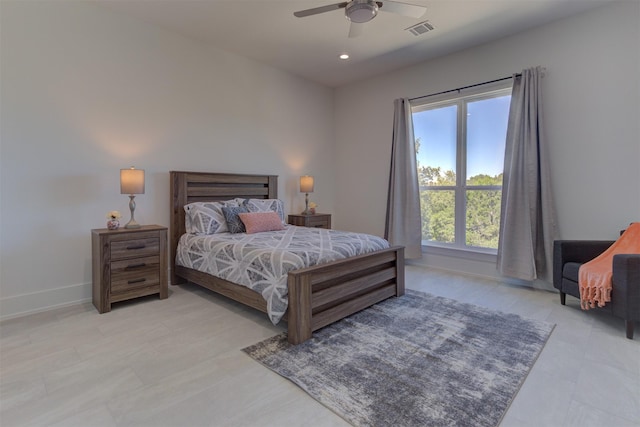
[170,171,405,344]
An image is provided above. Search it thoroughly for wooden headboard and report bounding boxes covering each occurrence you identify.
[169,171,278,284]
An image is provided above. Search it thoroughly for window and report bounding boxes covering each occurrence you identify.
[412,84,511,252]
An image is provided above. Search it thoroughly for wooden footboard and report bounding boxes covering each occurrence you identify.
[287,246,405,344]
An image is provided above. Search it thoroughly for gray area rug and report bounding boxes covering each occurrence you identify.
[243,290,554,427]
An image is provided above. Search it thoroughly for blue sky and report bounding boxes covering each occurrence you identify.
[413,95,511,178]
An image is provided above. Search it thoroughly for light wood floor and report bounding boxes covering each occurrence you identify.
[1,265,638,426]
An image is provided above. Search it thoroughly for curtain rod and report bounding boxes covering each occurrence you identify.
[408,74,520,102]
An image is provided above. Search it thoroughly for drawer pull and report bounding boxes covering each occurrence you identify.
[126,244,146,250]
[127,278,146,285]
[125,263,146,270]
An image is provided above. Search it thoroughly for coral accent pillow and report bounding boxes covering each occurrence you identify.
[238,212,285,234]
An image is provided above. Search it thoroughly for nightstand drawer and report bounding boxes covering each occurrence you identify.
[111,237,159,260]
[306,217,330,228]
[288,214,331,229]
[111,255,160,293]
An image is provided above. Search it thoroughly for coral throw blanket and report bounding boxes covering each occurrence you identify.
[579,222,640,310]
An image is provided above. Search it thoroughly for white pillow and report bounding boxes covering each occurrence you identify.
[236,198,286,224]
[184,200,239,234]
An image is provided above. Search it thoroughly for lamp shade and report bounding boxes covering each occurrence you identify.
[300,175,314,193]
[120,167,145,195]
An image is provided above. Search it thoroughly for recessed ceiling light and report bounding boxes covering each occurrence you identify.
[339,53,350,60]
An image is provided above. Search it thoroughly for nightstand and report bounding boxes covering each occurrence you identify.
[91,225,168,313]
[287,213,331,229]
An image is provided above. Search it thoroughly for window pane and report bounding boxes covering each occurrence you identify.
[420,189,454,243]
[412,85,510,251]
[465,189,502,248]
[413,105,457,186]
[466,96,510,185]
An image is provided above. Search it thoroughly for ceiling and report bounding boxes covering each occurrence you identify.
[97,0,613,87]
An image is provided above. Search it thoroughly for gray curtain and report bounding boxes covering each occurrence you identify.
[497,66,558,283]
[385,98,422,259]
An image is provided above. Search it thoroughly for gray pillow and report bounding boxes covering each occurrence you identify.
[222,206,249,233]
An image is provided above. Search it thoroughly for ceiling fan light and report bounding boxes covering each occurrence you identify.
[345,0,378,24]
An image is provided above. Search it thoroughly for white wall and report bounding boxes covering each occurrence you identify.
[334,1,639,279]
[0,1,335,318]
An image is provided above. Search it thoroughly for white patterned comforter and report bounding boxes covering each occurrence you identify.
[176,226,390,324]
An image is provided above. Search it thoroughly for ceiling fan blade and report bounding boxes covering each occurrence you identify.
[379,1,427,18]
[294,2,348,18]
[348,22,365,38]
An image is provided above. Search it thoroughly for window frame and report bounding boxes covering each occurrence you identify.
[411,81,512,255]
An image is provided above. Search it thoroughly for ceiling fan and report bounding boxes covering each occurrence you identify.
[294,0,427,38]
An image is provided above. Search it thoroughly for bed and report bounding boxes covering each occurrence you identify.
[170,171,405,344]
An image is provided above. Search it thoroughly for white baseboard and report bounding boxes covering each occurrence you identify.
[407,254,555,291]
[1,268,175,322]
[0,282,92,321]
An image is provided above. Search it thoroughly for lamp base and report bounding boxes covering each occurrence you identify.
[301,192,311,215]
[125,195,141,229]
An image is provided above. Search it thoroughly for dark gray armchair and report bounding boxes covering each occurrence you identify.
[553,240,640,339]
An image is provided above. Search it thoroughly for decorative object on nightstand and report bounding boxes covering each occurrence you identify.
[91,224,168,313]
[300,175,314,215]
[106,210,121,230]
[288,213,331,229]
[309,202,317,215]
[120,166,145,229]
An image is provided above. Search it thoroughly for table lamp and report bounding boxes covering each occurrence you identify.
[300,175,314,215]
[120,166,145,229]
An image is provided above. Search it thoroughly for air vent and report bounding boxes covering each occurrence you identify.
[406,21,435,36]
